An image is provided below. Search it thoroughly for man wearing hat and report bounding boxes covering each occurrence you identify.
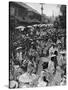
[50,53,58,73]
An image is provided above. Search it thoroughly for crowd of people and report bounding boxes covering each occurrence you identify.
[9,24,66,88]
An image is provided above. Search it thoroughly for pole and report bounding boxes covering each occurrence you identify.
[40,3,44,24]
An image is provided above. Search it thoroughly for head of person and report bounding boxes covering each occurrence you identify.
[54,51,58,56]
[42,62,48,69]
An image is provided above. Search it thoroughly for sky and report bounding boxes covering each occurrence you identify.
[26,2,61,17]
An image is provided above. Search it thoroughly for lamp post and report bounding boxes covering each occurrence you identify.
[40,3,44,24]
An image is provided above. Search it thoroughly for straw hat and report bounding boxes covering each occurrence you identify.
[49,54,56,58]
[41,57,50,62]
[10,80,18,88]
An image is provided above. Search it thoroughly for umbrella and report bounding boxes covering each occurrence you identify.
[16,47,22,50]
[15,26,25,31]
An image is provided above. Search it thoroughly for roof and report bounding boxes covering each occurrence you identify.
[14,2,40,15]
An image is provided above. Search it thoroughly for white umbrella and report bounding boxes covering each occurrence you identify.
[15,26,25,31]
[27,26,32,28]
[33,24,37,27]
[16,47,22,50]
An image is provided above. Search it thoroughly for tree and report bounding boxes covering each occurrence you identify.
[59,5,66,29]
